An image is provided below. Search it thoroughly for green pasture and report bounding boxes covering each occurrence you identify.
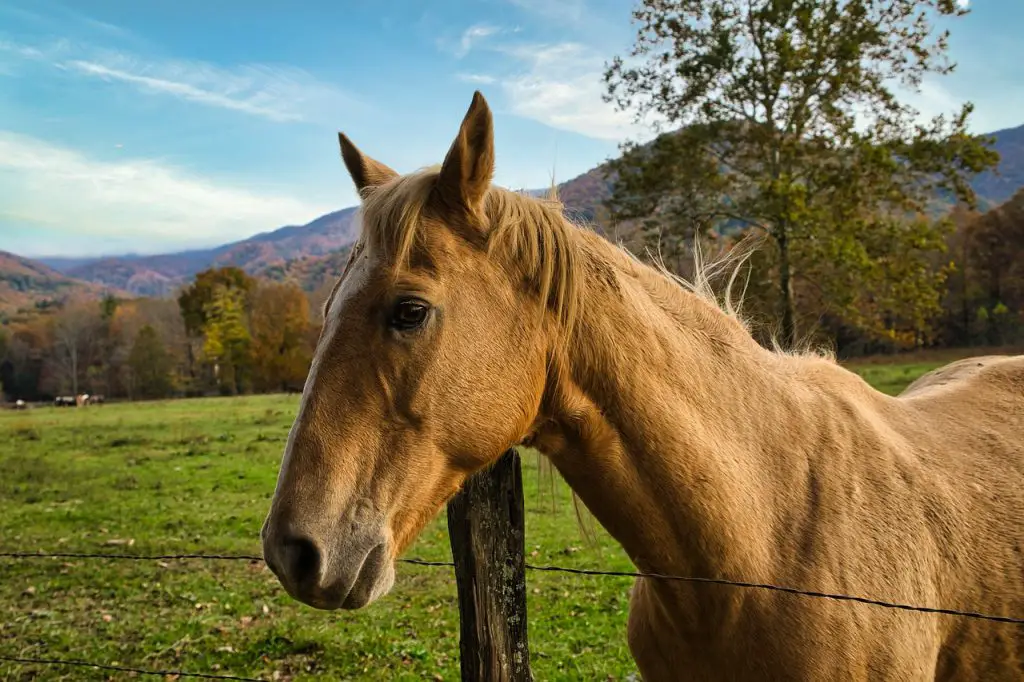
[0,358,961,679]
[845,361,946,396]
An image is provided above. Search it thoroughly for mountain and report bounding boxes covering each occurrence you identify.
[551,123,1024,219]
[253,246,354,294]
[0,251,117,319]
[32,122,1024,298]
[972,124,1024,207]
[43,207,360,297]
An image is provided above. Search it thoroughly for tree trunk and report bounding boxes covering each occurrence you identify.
[447,449,532,682]
[961,237,971,345]
[988,272,1003,347]
[71,344,79,396]
[777,227,797,349]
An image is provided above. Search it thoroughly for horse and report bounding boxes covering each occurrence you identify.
[261,91,1024,680]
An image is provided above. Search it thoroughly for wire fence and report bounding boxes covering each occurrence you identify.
[2,548,1022,679]
[0,655,265,681]
[3,550,1021,623]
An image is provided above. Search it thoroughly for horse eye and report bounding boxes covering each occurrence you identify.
[389,298,430,331]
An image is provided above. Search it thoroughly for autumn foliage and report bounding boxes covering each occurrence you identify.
[1,266,319,402]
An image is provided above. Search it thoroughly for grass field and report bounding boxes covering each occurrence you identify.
[0,353,1003,680]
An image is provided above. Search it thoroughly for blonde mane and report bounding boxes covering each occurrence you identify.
[352,166,829,362]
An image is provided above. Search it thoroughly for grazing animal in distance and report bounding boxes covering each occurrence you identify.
[261,91,1024,680]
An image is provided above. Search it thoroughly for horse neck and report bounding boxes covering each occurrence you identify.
[533,240,828,580]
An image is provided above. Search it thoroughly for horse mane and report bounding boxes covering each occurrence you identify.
[354,166,832,363]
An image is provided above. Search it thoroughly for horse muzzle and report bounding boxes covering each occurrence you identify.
[261,520,395,610]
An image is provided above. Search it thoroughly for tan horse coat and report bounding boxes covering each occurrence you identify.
[527,228,1024,679]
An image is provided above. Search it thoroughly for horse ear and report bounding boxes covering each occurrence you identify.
[338,133,399,195]
[436,91,494,214]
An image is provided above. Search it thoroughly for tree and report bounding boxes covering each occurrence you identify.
[0,330,8,401]
[103,298,189,400]
[50,298,101,395]
[963,188,1024,345]
[5,320,51,401]
[178,267,256,337]
[202,284,252,395]
[100,293,120,321]
[935,204,982,346]
[178,267,256,393]
[250,282,315,392]
[604,0,999,348]
[128,325,175,399]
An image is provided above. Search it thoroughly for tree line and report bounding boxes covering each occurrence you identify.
[0,268,330,403]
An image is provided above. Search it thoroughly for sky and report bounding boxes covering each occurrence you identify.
[0,0,1021,258]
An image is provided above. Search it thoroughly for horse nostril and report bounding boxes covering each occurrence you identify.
[282,536,321,586]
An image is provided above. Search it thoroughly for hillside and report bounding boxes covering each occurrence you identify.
[253,246,354,294]
[0,251,116,319]
[551,123,1024,222]
[43,208,359,297]
[30,122,1024,298]
[972,124,1024,207]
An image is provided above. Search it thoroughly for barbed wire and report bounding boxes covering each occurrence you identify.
[0,551,454,568]
[0,654,265,680]
[0,551,264,561]
[3,550,1021,625]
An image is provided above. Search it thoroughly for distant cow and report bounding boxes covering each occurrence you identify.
[13,399,26,410]
[54,396,76,407]
[87,394,105,405]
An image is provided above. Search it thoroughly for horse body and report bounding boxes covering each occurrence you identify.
[521,232,1024,680]
[262,91,1024,680]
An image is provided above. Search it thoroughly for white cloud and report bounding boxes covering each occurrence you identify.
[457,73,497,85]
[0,131,333,251]
[440,23,501,59]
[895,77,1024,134]
[460,24,499,57]
[957,0,969,8]
[492,43,660,142]
[0,38,46,60]
[850,78,1005,134]
[900,80,966,122]
[0,39,363,123]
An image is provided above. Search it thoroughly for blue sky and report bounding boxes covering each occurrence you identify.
[0,0,1021,258]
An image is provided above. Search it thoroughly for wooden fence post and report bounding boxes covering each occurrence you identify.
[447,449,533,682]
